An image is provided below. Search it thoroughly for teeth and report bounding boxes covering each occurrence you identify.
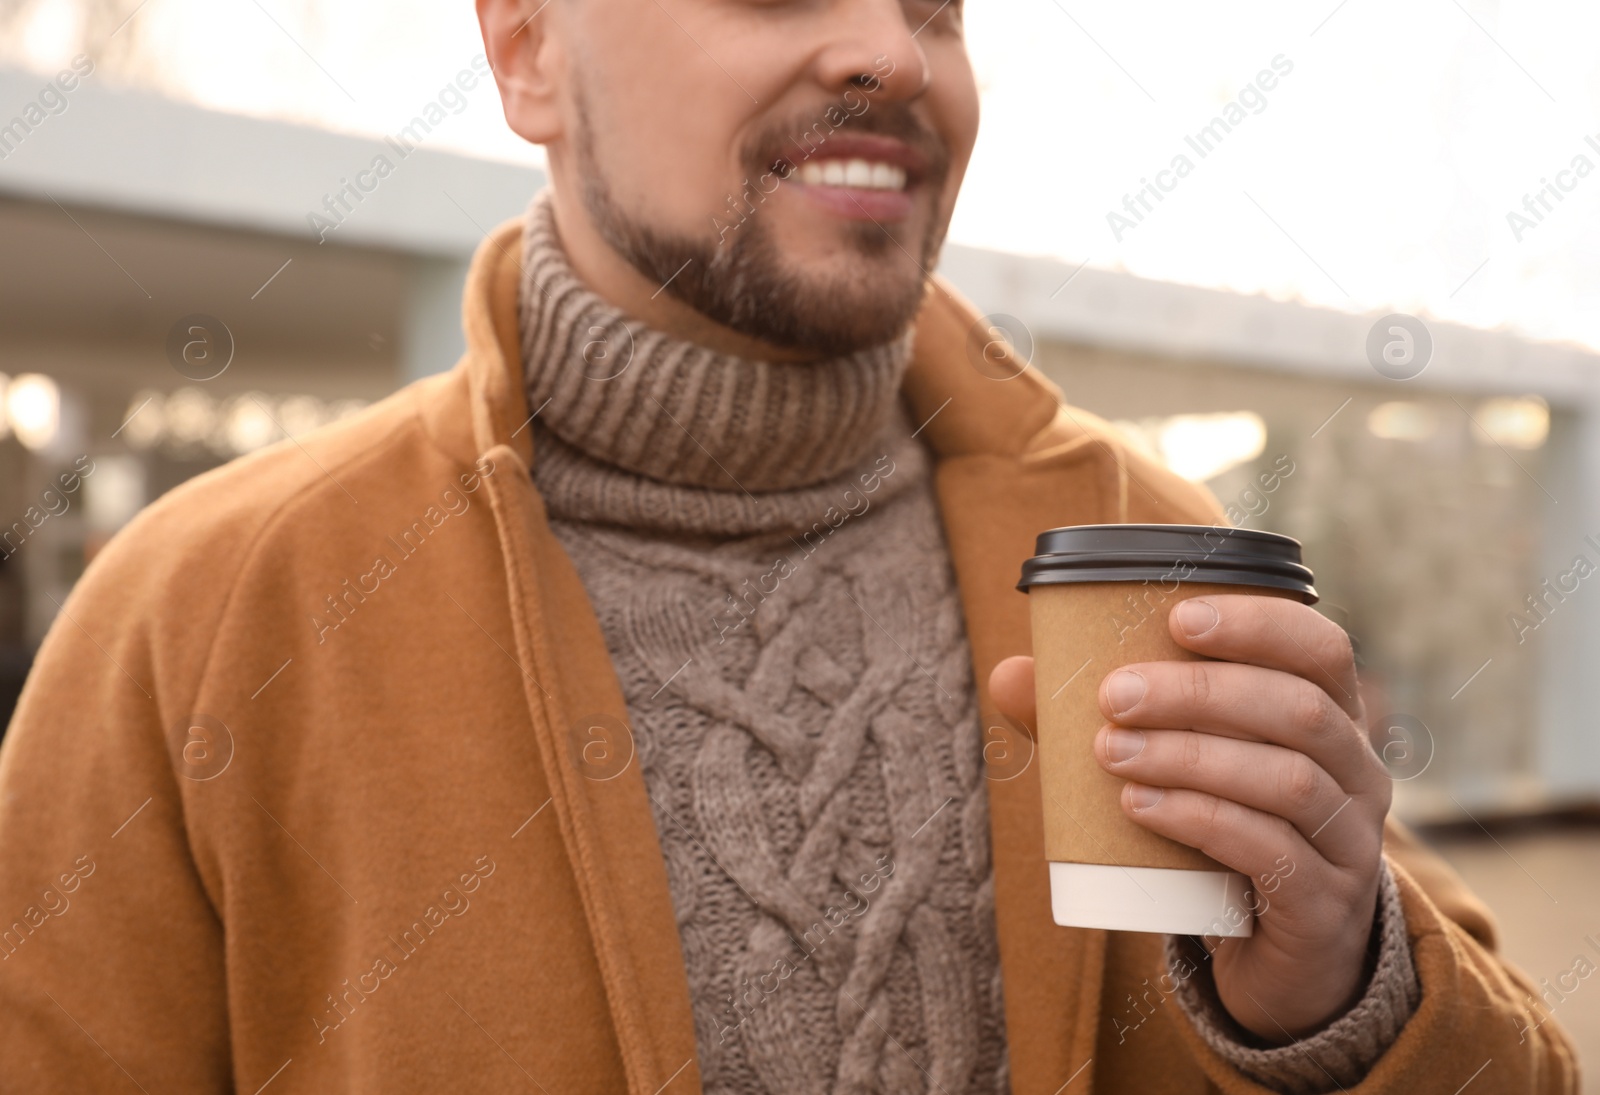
[796,158,908,191]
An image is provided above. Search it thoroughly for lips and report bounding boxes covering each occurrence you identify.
[775,134,928,222]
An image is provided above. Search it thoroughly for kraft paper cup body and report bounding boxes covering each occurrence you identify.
[1025,533,1314,939]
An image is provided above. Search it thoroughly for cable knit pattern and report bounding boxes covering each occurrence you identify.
[1165,858,1421,1094]
[518,192,1007,1094]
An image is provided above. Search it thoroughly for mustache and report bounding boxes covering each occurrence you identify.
[743,99,950,181]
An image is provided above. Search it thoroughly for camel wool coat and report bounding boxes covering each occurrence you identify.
[0,219,1579,1094]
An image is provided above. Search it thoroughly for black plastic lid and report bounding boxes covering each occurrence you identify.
[1017,523,1318,603]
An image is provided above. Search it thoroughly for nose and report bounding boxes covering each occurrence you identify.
[812,0,932,103]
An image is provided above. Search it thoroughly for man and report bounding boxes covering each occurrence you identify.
[0,0,1576,1091]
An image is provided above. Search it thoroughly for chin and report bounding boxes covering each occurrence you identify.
[732,216,938,352]
[584,165,942,357]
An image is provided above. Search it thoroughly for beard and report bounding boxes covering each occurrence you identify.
[572,90,952,358]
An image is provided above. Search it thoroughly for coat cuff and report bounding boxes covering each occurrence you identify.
[1166,858,1421,1094]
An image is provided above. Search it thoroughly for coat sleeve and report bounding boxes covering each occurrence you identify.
[1170,813,1580,1093]
[0,519,234,1091]
[1169,855,1420,1094]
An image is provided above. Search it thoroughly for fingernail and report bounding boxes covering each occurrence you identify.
[1105,670,1146,716]
[1105,728,1146,764]
[1175,599,1219,638]
[1127,784,1164,811]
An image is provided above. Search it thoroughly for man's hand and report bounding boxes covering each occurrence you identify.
[989,594,1392,1043]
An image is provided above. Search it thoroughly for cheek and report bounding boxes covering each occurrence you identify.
[573,13,770,230]
[921,50,979,232]
[929,48,980,188]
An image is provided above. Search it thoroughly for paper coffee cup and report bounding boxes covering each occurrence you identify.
[1016,524,1318,937]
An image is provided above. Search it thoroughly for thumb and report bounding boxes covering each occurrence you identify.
[988,655,1037,740]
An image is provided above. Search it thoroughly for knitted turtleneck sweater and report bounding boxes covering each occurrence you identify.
[519,192,1008,1094]
[515,190,1419,1095]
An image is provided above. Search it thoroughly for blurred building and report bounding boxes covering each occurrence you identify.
[951,249,1600,824]
[0,64,538,718]
[2,65,1598,825]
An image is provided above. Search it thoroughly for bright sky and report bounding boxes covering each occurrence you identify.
[13,0,1600,353]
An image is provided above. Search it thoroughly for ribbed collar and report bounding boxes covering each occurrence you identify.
[516,189,913,495]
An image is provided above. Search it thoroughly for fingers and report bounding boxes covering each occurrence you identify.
[1097,659,1388,797]
[1168,595,1362,721]
[1095,726,1382,870]
[1119,782,1378,952]
[1115,780,1322,890]
[989,655,1036,739]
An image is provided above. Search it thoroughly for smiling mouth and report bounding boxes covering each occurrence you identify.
[793,158,909,192]
[758,129,933,223]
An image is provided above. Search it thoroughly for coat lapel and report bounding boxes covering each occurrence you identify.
[905,283,1121,1094]
[464,224,702,1095]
